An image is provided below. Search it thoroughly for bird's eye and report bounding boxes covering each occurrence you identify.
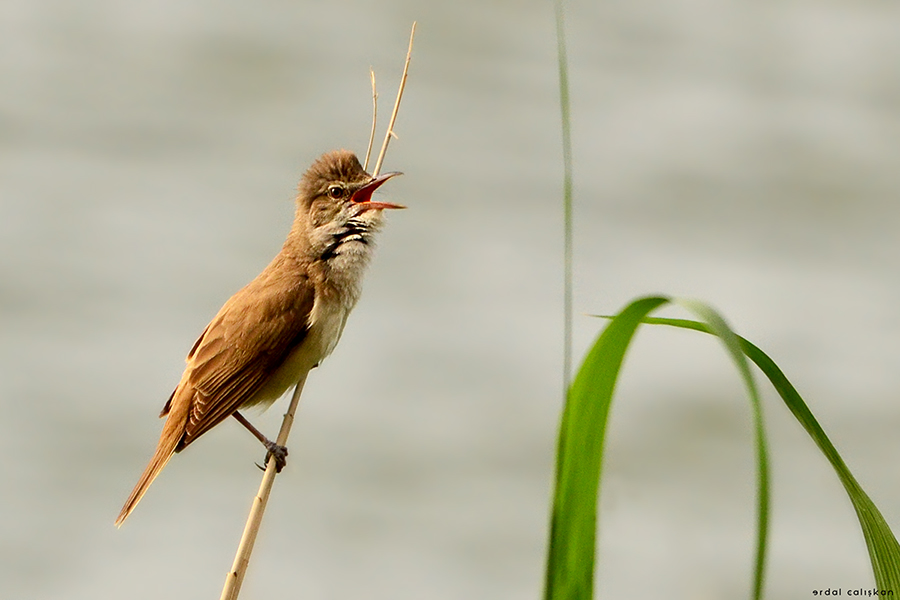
[327,185,343,199]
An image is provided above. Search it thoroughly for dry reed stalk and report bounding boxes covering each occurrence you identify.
[218,21,417,600]
[364,68,378,171]
[372,21,416,177]
[219,373,307,600]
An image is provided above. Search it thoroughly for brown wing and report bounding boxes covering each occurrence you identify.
[171,259,315,451]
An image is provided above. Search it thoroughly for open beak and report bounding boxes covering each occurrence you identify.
[351,171,405,210]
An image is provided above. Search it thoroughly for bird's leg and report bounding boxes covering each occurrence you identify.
[232,411,288,472]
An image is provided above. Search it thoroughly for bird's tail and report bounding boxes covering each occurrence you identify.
[115,392,190,527]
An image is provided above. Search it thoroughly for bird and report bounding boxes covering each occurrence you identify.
[115,149,403,527]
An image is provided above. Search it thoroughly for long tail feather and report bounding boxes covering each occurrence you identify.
[115,392,190,527]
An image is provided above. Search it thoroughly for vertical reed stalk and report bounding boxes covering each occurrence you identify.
[219,374,308,600]
[218,22,417,599]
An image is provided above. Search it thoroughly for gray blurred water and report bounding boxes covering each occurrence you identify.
[1,1,898,599]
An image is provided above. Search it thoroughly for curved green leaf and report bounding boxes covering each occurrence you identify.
[544,296,668,599]
[544,296,771,599]
[641,315,900,593]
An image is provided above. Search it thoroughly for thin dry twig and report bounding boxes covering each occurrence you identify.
[218,22,417,600]
[363,67,378,171]
[372,21,416,177]
[219,373,307,600]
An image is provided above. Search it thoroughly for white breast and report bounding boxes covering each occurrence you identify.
[246,294,350,408]
[307,293,352,362]
[248,238,371,409]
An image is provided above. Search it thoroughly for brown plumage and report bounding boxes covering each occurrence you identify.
[115,150,402,527]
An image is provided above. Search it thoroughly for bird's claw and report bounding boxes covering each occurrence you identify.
[264,441,288,473]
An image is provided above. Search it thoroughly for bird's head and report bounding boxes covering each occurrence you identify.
[295,149,403,260]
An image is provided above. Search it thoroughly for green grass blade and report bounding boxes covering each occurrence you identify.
[544,296,668,600]
[554,0,574,396]
[544,296,771,600]
[640,315,900,592]
[673,300,770,600]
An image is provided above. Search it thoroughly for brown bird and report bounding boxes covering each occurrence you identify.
[115,150,403,527]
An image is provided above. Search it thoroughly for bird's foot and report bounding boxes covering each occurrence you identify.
[262,441,288,473]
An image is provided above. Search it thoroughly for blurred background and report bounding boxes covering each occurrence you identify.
[1,1,898,598]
